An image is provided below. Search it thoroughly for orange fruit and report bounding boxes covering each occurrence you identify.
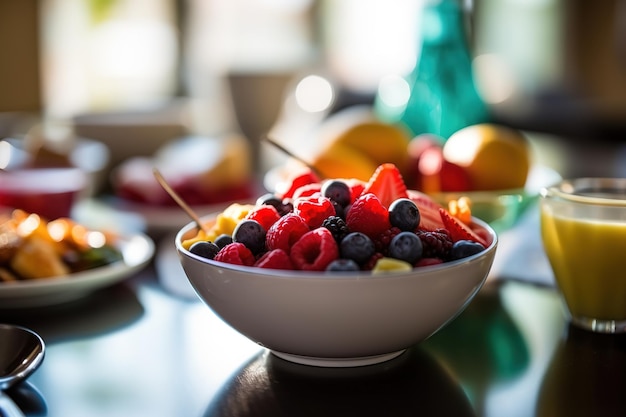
[310,106,411,180]
[311,142,378,181]
[442,124,531,191]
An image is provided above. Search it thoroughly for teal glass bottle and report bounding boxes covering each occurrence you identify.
[375,0,489,140]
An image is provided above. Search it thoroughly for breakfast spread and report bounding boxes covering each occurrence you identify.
[0,209,123,282]
[182,163,492,272]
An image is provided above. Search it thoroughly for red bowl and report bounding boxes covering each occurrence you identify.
[0,168,87,219]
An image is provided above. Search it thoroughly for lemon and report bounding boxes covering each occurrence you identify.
[443,124,531,191]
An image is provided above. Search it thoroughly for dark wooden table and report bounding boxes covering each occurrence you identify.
[2,242,625,417]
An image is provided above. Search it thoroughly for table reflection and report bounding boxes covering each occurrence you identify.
[4,381,47,417]
[423,284,530,414]
[0,282,144,344]
[536,324,626,417]
[205,348,475,417]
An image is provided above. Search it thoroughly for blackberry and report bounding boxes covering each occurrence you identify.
[322,216,349,243]
[374,227,402,255]
[417,228,453,259]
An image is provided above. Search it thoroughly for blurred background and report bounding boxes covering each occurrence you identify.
[2,0,626,195]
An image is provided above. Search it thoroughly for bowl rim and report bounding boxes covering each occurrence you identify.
[175,214,498,280]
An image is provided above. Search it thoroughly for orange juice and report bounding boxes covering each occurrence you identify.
[540,208,626,320]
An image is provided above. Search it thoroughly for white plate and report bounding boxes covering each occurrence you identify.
[0,233,155,308]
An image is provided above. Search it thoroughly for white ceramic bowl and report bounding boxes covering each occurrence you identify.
[176,216,497,367]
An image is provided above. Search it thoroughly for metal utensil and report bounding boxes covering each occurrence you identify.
[0,324,45,417]
[152,168,211,235]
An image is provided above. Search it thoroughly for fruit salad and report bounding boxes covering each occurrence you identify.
[182,163,493,273]
[0,209,124,282]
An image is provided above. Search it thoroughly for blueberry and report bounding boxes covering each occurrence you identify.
[256,193,292,216]
[322,180,351,208]
[256,192,281,207]
[214,234,233,249]
[340,232,376,265]
[233,220,267,255]
[388,231,423,264]
[388,198,420,231]
[326,259,360,272]
[331,201,346,219]
[449,240,485,260]
[189,241,220,259]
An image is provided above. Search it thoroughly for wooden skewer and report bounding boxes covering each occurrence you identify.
[262,135,324,179]
[152,168,211,234]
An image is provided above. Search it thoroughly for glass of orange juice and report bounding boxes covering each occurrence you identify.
[540,178,626,333]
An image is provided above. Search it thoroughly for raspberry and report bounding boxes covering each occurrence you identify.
[415,257,444,267]
[363,252,384,271]
[417,228,453,259]
[290,227,339,271]
[266,213,310,253]
[345,194,391,240]
[245,205,281,231]
[254,249,294,270]
[321,216,349,243]
[373,226,401,254]
[214,242,255,266]
[293,196,336,229]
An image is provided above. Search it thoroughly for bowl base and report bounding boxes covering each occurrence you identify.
[270,349,406,368]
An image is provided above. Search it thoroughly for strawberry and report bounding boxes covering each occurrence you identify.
[292,183,322,199]
[361,163,408,208]
[277,168,320,199]
[407,190,446,231]
[438,208,489,247]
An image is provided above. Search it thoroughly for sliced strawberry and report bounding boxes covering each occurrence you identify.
[407,190,446,231]
[277,168,320,199]
[361,163,408,208]
[438,208,489,247]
